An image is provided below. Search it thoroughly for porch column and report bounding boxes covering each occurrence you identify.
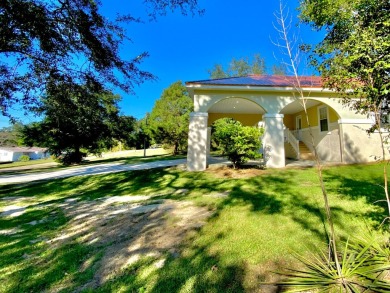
[206,127,212,158]
[263,113,285,168]
[187,112,208,171]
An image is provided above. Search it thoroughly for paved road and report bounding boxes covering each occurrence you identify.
[0,159,187,184]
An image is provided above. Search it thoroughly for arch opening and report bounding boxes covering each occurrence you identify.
[280,99,343,163]
[207,97,266,127]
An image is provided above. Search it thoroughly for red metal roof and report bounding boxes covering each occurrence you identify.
[186,74,323,88]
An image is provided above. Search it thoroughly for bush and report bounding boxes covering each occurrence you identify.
[212,118,264,169]
[18,155,30,162]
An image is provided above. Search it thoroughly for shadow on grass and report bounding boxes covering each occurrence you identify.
[0,164,388,292]
[322,164,389,229]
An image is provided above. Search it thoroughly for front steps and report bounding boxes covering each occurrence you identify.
[298,141,315,160]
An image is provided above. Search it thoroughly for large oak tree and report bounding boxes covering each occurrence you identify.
[21,83,136,164]
[0,0,202,117]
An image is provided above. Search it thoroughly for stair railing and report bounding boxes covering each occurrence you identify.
[284,128,300,158]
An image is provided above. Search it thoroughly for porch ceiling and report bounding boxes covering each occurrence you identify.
[208,98,265,114]
[280,100,321,114]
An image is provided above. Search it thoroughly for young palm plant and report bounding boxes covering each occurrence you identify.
[275,239,390,292]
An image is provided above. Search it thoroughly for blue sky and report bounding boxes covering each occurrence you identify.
[0,0,325,127]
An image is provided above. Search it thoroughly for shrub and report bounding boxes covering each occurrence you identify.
[18,155,30,162]
[212,118,264,169]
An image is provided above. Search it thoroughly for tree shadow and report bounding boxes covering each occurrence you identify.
[1,164,387,292]
[322,164,388,228]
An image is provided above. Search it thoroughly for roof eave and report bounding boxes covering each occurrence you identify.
[185,83,333,93]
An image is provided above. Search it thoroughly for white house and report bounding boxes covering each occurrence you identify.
[0,146,50,162]
[185,75,384,171]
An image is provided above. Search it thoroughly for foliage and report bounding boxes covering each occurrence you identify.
[17,155,30,162]
[20,85,136,165]
[212,118,263,168]
[208,54,266,78]
[0,123,23,146]
[208,54,286,79]
[299,0,390,222]
[275,237,390,292]
[299,0,390,129]
[0,0,202,118]
[148,81,193,155]
[131,114,153,150]
[271,64,287,75]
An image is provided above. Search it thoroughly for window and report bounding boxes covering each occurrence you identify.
[319,106,329,132]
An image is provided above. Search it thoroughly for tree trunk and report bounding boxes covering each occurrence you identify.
[173,142,179,155]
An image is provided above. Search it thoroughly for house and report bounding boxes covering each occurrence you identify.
[0,146,50,162]
[185,75,383,171]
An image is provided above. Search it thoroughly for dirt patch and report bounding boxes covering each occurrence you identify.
[206,165,267,179]
[45,195,213,291]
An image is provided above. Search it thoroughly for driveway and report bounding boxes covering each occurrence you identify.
[0,159,187,184]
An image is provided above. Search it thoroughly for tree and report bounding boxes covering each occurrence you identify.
[208,54,267,78]
[208,64,228,79]
[0,123,23,146]
[251,54,267,75]
[148,81,193,155]
[229,57,252,76]
[0,0,202,118]
[21,83,136,164]
[300,0,390,216]
[299,0,390,124]
[211,118,263,169]
[271,64,287,75]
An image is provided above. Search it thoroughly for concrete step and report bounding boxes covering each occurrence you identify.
[298,142,315,160]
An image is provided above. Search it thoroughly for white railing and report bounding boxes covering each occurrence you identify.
[291,129,301,140]
[284,128,300,157]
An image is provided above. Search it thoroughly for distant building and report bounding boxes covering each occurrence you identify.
[0,147,50,162]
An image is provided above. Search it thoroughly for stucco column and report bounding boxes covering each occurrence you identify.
[207,127,212,158]
[263,113,285,168]
[187,112,208,171]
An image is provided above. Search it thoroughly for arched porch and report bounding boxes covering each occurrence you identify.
[186,75,383,171]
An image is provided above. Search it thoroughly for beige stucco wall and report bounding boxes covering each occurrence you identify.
[339,121,384,163]
[191,88,361,120]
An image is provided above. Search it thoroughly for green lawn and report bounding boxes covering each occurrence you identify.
[0,157,55,169]
[0,163,388,292]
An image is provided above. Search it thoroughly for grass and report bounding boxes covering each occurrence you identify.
[0,157,54,169]
[0,163,389,292]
